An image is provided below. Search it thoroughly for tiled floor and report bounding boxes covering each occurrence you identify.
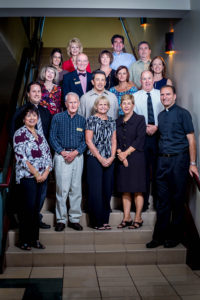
[0,264,200,299]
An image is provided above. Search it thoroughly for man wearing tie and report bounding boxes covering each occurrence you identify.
[63,53,92,99]
[134,70,163,210]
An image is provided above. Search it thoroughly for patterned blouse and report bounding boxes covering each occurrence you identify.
[109,86,138,115]
[13,126,52,184]
[40,83,62,115]
[86,115,116,158]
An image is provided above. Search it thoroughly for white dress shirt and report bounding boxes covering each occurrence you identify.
[134,89,163,126]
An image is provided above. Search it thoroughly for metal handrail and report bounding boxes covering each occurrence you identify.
[119,17,138,60]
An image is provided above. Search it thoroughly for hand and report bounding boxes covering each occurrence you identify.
[189,165,199,177]
[35,174,44,183]
[117,151,127,162]
[105,156,114,167]
[61,150,69,159]
[146,124,158,136]
[123,159,128,167]
[64,150,78,163]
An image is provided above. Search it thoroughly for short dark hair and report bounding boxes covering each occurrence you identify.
[161,85,176,94]
[27,81,41,93]
[20,103,39,121]
[50,48,63,66]
[111,34,124,45]
[116,65,130,82]
[92,70,106,80]
[138,41,151,50]
[98,50,114,64]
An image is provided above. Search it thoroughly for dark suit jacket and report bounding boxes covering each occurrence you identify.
[10,103,52,142]
[62,71,93,100]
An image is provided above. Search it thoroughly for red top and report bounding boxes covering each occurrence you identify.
[62,57,91,73]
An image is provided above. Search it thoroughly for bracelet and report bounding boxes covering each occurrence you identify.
[190,161,196,166]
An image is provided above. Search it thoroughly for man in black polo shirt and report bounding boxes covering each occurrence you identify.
[146,85,199,248]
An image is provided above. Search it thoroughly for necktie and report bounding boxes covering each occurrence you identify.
[147,92,155,125]
[79,73,86,77]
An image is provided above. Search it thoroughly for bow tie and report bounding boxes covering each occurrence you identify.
[78,73,86,77]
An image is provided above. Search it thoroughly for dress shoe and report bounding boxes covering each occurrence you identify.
[68,221,83,231]
[164,240,180,248]
[39,221,51,229]
[146,239,163,248]
[55,223,65,232]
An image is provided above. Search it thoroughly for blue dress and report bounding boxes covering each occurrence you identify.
[153,78,167,90]
[109,86,138,115]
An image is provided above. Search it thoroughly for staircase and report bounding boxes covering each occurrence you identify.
[5,193,186,267]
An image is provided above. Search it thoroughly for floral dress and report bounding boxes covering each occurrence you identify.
[40,83,62,115]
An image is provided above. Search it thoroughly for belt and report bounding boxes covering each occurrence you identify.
[65,148,75,151]
[159,153,178,157]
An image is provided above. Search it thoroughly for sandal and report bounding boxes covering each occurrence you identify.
[117,220,132,229]
[128,221,143,229]
[103,224,112,230]
[31,240,46,249]
[93,226,106,230]
[18,243,31,251]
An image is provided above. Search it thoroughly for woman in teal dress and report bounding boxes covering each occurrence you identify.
[110,65,137,115]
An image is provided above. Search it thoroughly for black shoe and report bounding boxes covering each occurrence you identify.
[55,223,65,232]
[39,221,51,229]
[164,240,180,248]
[146,239,163,248]
[68,221,83,231]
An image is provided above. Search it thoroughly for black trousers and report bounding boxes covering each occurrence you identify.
[144,134,158,209]
[18,178,45,244]
[87,156,114,227]
[153,151,189,242]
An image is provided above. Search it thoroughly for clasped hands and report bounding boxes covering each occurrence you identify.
[146,124,158,136]
[61,150,78,163]
[99,156,114,167]
[117,149,128,167]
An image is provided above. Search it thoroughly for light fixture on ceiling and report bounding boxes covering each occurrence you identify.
[165,29,175,55]
[140,17,148,29]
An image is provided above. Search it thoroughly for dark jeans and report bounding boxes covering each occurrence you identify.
[39,178,48,221]
[18,177,46,244]
[153,151,189,242]
[87,156,114,227]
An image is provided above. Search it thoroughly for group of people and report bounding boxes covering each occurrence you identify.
[10,34,199,251]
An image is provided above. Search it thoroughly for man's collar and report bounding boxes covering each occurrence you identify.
[91,88,107,95]
[165,103,176,112]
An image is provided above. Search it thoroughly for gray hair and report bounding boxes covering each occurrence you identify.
[65,92,80,102]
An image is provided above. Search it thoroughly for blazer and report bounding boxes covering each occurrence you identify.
[10,103,52,142]
[62,70,93,100]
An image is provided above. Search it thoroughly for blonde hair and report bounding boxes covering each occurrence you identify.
[40,65,58,84]
[67,37,83,57]
[121,94,135,105]
[93,96,110,112]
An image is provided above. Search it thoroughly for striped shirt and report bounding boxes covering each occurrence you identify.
[49,110,86,155]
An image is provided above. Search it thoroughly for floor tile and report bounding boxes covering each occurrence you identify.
[62,287,101,298]
[30,267,63,278]
[158,264,194,276]
[100,286,139,298]
[127,265,163,277]
[95,230,123,244]
[98,276,133,287]
[0,288,25,299]
[133,275,168,286]
[173,283,200,295]
[102,298,140,300]
[137,285,177,297]
[0,267,31,279]
[166,274,200,284]
[157,247,186,264]
[96,266,129,277]
[181,296,200,300]
[64,266,96,277]
[194,270,200,277]
[141,296,180,300]
[63,265,98,288]
[64,251,95,266]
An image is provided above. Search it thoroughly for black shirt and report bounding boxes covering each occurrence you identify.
[158,104,194,154]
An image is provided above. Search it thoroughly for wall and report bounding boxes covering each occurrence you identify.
[167,0,200,234]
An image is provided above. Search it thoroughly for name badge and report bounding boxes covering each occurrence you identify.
[77,128,83,132]
[75,81,81,85]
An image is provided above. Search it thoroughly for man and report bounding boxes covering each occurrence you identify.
[129,41,151,89]
[50,92,86,232]
[146,85,199,248]
[10,81,52,229]
[63,53,92,99]
[134,71,163,210]
[110,34,136,70]
[79,70,118,120]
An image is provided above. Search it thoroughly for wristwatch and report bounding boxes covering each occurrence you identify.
[190,161,196,166]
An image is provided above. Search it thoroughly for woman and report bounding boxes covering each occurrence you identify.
[98,50,117,90]
[13,103,52,250]
[116,94,146,229]
[86,96,116,230]
[62,37,91,72]
[110,66,137,115]
[50,48,68,85]
[40,65,62,115]
[149,56,173,90]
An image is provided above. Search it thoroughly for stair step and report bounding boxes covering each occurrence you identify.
[5,244,186,267]
[8,225,153,247]
[41,209,156,228]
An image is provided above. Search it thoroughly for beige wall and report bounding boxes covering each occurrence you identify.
[42,17,124,49]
